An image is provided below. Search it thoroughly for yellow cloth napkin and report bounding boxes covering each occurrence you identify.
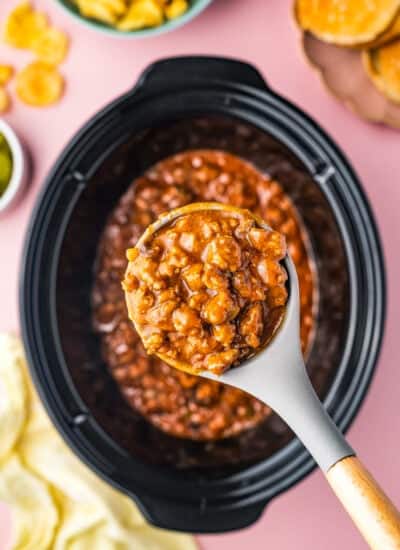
[0,334,197,550]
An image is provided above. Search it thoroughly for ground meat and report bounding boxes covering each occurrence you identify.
[124,206,287,374]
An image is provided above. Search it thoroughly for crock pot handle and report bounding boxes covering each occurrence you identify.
[135,493,267,533]
[136,56,269,93]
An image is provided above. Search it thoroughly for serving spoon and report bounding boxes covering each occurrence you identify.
[126,203,400,548]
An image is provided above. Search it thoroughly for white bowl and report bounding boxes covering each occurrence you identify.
[0,120,28,215]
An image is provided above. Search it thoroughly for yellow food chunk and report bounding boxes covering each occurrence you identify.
[98,0,128,16]
[16,61,64,107]
[0,87,10,113]
[31,27,69,65]
[0,65,14,85]
[165,0,188,20]
[3,1,48,49]
[295,0,400,46]
[117,0,164,30]
[75,0,119,24]
[363,39,400,103]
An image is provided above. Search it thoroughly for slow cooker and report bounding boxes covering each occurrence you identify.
[20,56,385,533]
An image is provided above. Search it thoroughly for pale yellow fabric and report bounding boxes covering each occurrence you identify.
[0,335,27,462]
[0,334,197,550]
[0,454,58,550]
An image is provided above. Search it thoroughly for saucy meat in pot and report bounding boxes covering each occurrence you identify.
[92,150,316,441]
[124,204,288,375]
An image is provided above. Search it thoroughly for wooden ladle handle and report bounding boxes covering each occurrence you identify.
[326,456,400,549]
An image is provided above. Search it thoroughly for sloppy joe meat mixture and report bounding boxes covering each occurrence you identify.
[92,150,316,441]
[124,207,288,375]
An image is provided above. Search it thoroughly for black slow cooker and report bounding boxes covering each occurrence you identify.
[20,57,385,533]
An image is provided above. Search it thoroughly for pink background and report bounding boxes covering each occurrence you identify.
[1,0,399,548]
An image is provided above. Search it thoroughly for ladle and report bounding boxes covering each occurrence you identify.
[126,203,400,548]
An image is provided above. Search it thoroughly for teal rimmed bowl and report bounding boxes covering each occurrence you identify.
[55,0,213,38]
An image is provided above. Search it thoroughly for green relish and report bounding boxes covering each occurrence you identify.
[0,133,13,197]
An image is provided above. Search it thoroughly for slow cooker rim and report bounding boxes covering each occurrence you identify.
[19,79,386,513]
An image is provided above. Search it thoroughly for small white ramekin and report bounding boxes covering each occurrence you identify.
[0,120,28,215]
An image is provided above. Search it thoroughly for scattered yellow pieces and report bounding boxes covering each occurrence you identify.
[16,61,64,107]
[3,1,48,49]
[0,65,14,85]
[3,2,68,65]
[117,0,164,31]
[363,38,400,103]
[72,0,189,30]
[2,2,70,110]
[0,87,10,113]
[31,27,69,65]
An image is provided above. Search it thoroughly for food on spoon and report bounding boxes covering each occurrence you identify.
[363,38,400,103]
[16,61,64,107]
[71,0,189,30]
[294,0,400,46]
[3,2,48,49]
[124,203,288,375]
